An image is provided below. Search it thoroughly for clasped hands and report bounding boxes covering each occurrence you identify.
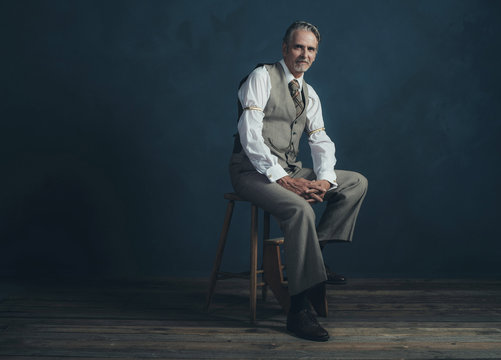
[276,176,331,203]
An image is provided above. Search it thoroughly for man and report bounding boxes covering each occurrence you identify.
[230,21,367,341]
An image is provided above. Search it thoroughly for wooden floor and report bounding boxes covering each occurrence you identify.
[1,277,501,359]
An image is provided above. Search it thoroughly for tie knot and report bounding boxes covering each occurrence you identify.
[288,79,300,94]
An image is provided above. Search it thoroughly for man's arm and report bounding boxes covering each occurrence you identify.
[305,85,337,190]
[237,66,288,182]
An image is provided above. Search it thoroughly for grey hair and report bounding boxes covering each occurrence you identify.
[282,21,321,46]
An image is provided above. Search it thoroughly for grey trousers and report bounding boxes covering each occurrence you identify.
[229,161,368,296]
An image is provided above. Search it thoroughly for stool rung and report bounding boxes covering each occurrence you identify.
[217,271,250,280]
[217,270,265,280]
[264,237,284,245]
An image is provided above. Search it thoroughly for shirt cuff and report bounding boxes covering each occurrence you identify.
[326,181,338,191]
[317,171,338,190]
[265,165,288,183]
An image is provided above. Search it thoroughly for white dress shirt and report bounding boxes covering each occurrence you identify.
[237,59,337,187]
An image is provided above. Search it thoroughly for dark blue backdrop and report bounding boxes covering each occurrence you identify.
[1,0,500,279]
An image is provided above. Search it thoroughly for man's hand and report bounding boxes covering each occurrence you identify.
[277,177,331,203]
[306,180,331,203]
[276,176,313,200]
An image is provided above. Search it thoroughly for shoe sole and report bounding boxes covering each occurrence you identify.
[286,328,330,342]
[325,279,347,285]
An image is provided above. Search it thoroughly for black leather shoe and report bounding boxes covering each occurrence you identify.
[325,264,347,285]
[286,309,330,341]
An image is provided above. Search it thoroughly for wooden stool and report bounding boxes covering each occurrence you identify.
[205,193,327,322]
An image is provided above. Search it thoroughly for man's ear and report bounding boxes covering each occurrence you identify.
[282,42,288,57]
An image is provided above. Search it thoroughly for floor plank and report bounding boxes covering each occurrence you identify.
[0,278,500,359]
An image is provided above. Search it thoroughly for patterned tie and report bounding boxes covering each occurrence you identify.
[288,79,304,118]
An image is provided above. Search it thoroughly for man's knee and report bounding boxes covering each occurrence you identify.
[350,172,368,200]
[344,171,367,188]
[356,172,368,192]
[334,171,368,201]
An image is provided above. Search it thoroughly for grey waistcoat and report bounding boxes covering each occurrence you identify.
[233,62,309,173]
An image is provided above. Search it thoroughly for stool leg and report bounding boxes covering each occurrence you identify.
[263,211,270,239]
[263,242,290,314]
[250,204,258,322]
[205,200,235,311]
[262,211,271,302]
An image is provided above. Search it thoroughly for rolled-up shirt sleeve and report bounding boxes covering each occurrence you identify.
[306,85,338,188]
[237,67,288,182]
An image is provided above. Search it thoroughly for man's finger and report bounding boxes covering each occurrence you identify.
[309,183,327,192]
[306,187,324,194]
[309,193,323,202]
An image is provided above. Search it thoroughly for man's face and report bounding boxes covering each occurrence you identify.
[282,29,318,78]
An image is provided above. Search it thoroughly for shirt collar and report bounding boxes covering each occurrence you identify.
[279,59,304,91]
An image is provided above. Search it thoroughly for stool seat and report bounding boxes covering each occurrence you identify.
[223,192,245,201]
[264,237,284,245]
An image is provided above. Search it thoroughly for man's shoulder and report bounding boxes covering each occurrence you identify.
[240,63,274,88]
[251,64,270,77]
[250,62,279,77]
[255,62,278,70]
[306,83,320,100]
